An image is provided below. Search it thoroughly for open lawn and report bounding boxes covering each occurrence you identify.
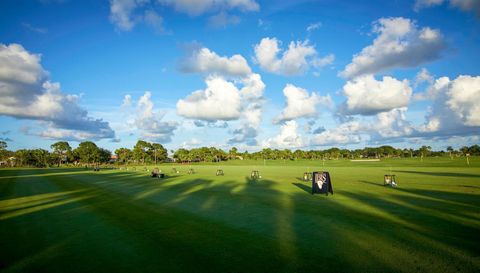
[1,157,479,272]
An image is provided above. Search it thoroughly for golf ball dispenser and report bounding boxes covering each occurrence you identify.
[384,175,397,187]
[216,169,224,176]
[312,171,333,195]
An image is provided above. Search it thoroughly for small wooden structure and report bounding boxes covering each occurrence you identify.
[216,169,224,176]
[384,175,397,187]
[250,170,260,179]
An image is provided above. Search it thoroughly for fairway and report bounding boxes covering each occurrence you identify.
[1,158,479,272]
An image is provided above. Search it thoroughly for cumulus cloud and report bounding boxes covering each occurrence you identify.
[340,17,446,78]
[124,92,178,142]
[414,0,480,17]
[176,76,242,121]
[193,120,228,128]
[177,46,265,145]
[254,37,334,76]
[181,138,202,149]
[414,67,434,87]
[158,0,259,16]
[122,94,132,107]
[419,75,480,135]
[340,75,412,115]
[311,121,362,146]
[110,0,259,31]
[109,0,146,31]
[208,11,240,28]
[371,107,414,139]
[262,120,306,148]
[0,43,115,140]
[275,84,332,123]
[179,47,251,77]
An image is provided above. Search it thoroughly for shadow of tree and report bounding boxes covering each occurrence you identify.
[392,170,480,178]
[292,182,310,194]
[1,167,479,272]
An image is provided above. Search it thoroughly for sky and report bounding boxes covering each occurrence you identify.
[0,0,479,153]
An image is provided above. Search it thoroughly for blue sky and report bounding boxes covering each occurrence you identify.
[0,0,479,152]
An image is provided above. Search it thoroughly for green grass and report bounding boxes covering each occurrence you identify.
[1,157,479,272]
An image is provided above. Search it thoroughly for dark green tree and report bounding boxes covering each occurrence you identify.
[133,140,152,164]
[74,141,100,164]
[115,148,132,164]
[151,143,168,164]
[50,141,72,166]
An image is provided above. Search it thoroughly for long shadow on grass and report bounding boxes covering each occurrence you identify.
[392,169,480,178]
[292,182,310,194]
[2,170,480,272]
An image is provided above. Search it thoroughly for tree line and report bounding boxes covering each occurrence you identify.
[173,145,480,162]
[0,140,168,167]
[0,140,478,167]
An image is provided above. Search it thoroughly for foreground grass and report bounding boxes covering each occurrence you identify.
[0,158,479,272]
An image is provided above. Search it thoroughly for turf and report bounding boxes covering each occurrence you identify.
[0,157,479,272]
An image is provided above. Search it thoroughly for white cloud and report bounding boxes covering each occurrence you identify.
[414,0,444,11]
[307,22,322,32]
[177,46,265,145]
[110,0,259,31]
[158,0,259,16]
[109,0,165,32]
[144,9,164,33]
[414,0,480,17]
[109,0,146,31]
[371,107,414,139]
[125,92,178,142]
[341,75,412,115]
[418,75,480,136]
[275,84,332,123]
[311,54,335,69]
[208,11,240,28]
[254,37,333,76]
[122,94,132,107]
[340,17,445,78]
[179,47,251,77]
[311,121,362,146]
[181,138,202,149]
[414,67,434,87]
[176,76,242,121]
[0,43,115,140]
[22,23,48,34]
[262,120,306,148]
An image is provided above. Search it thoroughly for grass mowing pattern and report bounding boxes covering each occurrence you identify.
[0,157,479,272]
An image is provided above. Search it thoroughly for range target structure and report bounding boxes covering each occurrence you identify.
[312,171,333,195]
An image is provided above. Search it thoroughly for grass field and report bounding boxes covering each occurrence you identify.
[1,157,479,272]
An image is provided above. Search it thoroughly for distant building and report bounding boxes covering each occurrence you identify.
[110,154,118,163]
[166,156,176,163]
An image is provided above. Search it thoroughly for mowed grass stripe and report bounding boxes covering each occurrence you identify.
[42,170,303,272]
[1,159,479,272]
